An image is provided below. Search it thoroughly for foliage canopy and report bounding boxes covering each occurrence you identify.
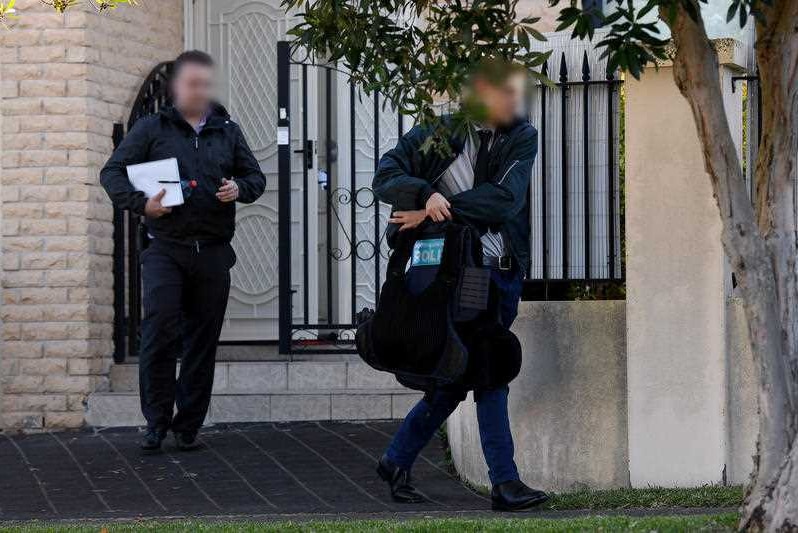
[283,0,767,152]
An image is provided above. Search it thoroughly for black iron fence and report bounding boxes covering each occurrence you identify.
[277,42,625,354]
[527,51,624,299]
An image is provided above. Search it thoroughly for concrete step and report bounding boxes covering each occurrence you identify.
[214,345,366,361]
[110,360,402,394]
[85,389,422,428]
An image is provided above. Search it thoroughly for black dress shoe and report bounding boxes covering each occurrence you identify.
[376,456,427,503]
[491,480,549,511]
[174,431,202,451]
[140,429,165,454]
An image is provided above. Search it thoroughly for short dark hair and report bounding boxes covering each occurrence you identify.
[173,50,214,75]
[472,57,526,86]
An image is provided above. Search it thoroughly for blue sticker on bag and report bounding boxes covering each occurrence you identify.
[411,238,445,267]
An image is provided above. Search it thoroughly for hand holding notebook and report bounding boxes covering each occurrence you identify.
[126,157,185,207]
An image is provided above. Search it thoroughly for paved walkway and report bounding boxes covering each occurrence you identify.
[0,421,490,521]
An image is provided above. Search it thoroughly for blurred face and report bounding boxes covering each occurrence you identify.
[172,62,215,117]
[472,71,525,127]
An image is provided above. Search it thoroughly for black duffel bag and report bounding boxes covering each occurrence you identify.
[355,221,521,392]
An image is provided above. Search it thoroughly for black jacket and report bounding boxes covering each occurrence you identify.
[372,116,537,271]
[100,104,266,244]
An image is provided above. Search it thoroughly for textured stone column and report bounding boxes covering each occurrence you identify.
[0,0,182,430]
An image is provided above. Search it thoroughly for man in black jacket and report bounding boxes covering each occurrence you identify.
[100,51,266,453]
[373,64,548,511]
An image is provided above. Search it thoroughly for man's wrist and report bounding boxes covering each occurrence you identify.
[132,193,148,216]
[418,184,434,207]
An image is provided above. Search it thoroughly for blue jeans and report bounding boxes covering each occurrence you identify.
[384,267,523,486]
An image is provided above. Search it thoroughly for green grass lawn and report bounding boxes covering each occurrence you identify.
[0,486,744,532]
[457,480,743,511]
[436,430,744,513]
[0,514,740,533]
[542,485,743,510]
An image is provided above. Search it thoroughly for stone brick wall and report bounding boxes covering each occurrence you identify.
[1,0,182,430]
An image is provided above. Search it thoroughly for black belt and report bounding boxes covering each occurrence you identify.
[482,255,513,271]
[150,236,227,252]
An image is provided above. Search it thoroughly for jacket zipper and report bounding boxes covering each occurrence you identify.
[431,160,454,185]
[497,160,518,184]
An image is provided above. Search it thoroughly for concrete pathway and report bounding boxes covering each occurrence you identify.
[0,421,490,521]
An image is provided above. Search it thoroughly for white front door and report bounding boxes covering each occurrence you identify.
[192,0,319,342]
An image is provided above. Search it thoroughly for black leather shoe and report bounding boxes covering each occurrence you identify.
[491,480,549,511]
[377,456,426,503]
[140,429,165,454]
[174,431,202,451]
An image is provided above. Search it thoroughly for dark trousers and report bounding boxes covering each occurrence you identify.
[139,239,235,434]
[385,266,523,486]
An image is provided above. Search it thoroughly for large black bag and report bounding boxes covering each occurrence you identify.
[355,222,521,392]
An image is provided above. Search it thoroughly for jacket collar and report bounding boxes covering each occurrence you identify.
[443,114,526,157]
[160,102,231,132]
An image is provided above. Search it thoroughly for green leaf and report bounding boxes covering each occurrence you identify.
[739,3,748,29]
[518,27,530,51]
[526,26,546,42]
[637,0,658,19]
[281,0,671,156]
[529,69,556,89]
[726,1,739,23]
[528,49,553,67]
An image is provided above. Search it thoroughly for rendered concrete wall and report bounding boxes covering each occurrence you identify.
[448,299,758,491]
[447,301,628,491]
[625,63,730,487]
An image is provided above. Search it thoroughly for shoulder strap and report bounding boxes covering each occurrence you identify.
[386,227,419,279]
[464,225,484,265]
[435,224,467,285]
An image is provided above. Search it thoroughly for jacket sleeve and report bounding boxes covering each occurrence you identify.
[232,125,266,204]
[99,118,152,216]
[449,126,537,228]
[372,125,434,211]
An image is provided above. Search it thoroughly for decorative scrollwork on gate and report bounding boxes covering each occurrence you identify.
[326,186,391,263]
[290,326,357,350]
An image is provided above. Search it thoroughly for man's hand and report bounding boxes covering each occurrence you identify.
[144,189,172,218]
[216,178,239,203]
[389,209,427,231]
[425,192,451,222]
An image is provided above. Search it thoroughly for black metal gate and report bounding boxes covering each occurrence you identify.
[277,42,398,355]
[111,62,173,363]
[275,42,625,355]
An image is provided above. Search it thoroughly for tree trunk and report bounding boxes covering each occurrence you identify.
[662,1,798,531]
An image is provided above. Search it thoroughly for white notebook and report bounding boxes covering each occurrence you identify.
[126,157,185,207]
